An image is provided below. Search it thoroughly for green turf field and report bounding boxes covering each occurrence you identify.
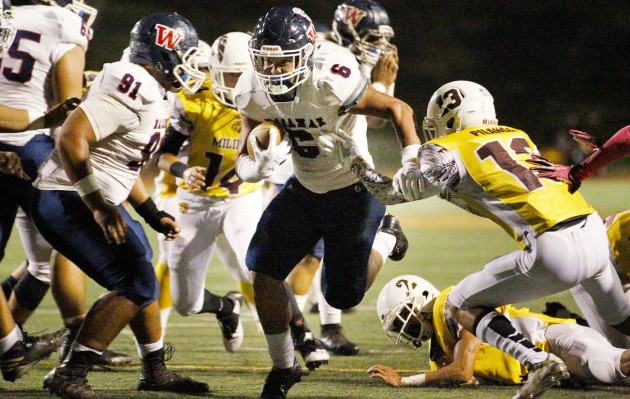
[1,179,629,398]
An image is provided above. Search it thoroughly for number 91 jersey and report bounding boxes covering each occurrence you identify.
[234,41,373,194]
[35,61,169,205]
[427,126,595,247]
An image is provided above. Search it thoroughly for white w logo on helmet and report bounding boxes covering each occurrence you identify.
[155,24,182,50]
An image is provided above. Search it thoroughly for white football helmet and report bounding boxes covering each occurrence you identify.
[422,80,498,142]
[0,0,15,50]
[376,275,440,348]
[209,32,250,107]
[196,39,211,74]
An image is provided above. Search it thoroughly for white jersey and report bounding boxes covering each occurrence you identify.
[0,5,90,144]
[35,61,169,205]
[234,41,373,193]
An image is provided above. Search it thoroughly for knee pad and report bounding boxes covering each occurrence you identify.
[14,271,50,310]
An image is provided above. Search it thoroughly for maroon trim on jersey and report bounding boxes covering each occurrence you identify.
[573,124,630,181]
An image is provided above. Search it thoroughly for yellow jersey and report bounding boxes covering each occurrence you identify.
[607,210,630,278]
[431,286,575,384]
[428,126,595,248]
[174,78,261,198]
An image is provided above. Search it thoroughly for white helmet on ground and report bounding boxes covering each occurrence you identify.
[376,275,439,348]
[422,80,498,142]
[209,32,250,107]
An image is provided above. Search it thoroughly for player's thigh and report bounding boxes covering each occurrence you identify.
[320,185,385,307]
[15,207,53,283]
[246,178,322,280]
[222,190,263,262]
[168,202,218,273]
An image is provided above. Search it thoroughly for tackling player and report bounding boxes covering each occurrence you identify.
[369,275,630,388]
[337,80,630,399]
[234,6,419,398]
[30,12,209,398]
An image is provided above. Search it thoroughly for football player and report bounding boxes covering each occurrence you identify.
[369,275,630,388]
[154,31,256,353]
[30,12,209,398]
[233,6,418,398]
[529,125,630,193]
[287,0,404,357]
[337,80,630,399]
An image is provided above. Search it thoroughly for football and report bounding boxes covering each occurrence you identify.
[246,121,285,160]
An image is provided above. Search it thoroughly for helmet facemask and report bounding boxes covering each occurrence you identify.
[349,25,393,67]
[172,46,206,94]
[65,0,97,27]
[249,41,314,95]
[0,8,15,51]
[383,295,434,348]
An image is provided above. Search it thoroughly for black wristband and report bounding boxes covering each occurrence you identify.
[169,161,187,178]
[135,197,160,223]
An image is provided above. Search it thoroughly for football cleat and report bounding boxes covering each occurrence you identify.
[320,324,359,356]
[294,331,329,371]
[260,358,302,399]
[1,326,69,382]
[43,351,101,399]
[512,354,570,399]
[137,347,209,393]
[217,291,244,352]
[97,349,133,367]
[378,214,408,261]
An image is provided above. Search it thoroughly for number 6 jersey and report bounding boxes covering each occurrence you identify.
[420,125,595,247]
[35,61,169,205]
[234,41,374,194]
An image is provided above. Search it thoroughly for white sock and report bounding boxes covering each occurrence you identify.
[372,231,396,262]
[294,294,308,313]
[71,341,103,356]
[265,331,294,369]
[318,292,342,325]
[136,337,164,359]
[0,325,23,355]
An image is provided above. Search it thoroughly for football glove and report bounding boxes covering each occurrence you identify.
[393,161,423,201]
[44,97,81,129]
[348,157,406,205]
[569,129,603,151]
[248,128,291,179]
[527,154,581,193]
[332,127,363,169]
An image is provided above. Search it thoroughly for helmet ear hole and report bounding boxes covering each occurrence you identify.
[446,117,455,129]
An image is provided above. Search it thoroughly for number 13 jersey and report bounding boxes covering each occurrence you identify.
[422,126,595,247]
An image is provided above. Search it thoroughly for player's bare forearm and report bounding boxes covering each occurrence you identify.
[0,104,31,132]
[127,178,151,208]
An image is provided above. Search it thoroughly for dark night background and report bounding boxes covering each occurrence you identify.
[85,1,630,168]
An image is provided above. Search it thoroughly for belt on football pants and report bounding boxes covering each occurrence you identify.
[547,214,589,232]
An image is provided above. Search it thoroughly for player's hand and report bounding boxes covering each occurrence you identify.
[393,160,423,201]
[372,45,398,87]
[316,133,336,157]
[183,166,207,190]
[367,365,403,387]
[249,129,291,178]
[155,212,180,241]
[332,128,362,169]
[92,202,127,245]
[44,97,81,129]
[0,151,29,180]
[527,154,581,193]
[348,156,406,205]
[569,129,603,151]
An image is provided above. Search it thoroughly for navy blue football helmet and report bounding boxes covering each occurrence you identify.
[0,0,15,51]
[249,5,316,95]
[331,0,394,67]
[129,12,205,93]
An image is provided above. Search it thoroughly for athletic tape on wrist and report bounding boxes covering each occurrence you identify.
[73,174,101,197]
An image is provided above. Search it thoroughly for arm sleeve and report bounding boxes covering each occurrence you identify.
[573,125,630,181]
[155,126,187,157]
[78,93,140,141]
[419,144,460,192]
